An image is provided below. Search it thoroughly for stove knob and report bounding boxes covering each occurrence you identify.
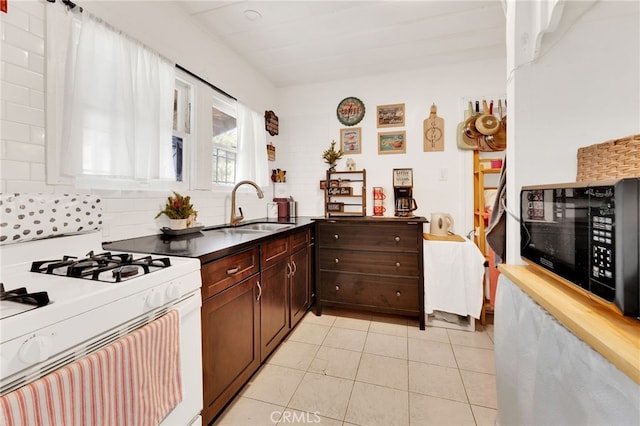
[19,336,51,364]
[146,290,164,308]
[165,283,181,301]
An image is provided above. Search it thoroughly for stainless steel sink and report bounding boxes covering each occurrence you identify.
[236,223,294,232]
[204,222,294,235]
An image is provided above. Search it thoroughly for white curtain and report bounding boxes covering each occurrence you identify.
[237,103,269,187]
[61,12,175,181]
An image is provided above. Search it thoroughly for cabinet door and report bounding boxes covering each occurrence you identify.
[289,246,310,328]
[260,259,290,362]
[202,276,260,425]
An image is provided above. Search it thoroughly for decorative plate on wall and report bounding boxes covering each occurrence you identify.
[336,97,365,126]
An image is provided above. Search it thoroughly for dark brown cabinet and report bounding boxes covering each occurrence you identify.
[200,226,314,424]
[315,218,426,329]
[288,229,312,328]
[201,247,260,425]
[260,228,312,361]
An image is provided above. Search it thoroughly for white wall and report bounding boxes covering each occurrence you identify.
[274,61,506,238]
[504,0,640,263]
[0,0,277,241]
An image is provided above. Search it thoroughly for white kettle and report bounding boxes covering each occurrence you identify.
[430,212,454,236]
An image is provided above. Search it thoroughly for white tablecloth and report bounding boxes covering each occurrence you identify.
[423,238,485,319]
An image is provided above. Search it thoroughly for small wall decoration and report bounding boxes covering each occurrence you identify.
[378,131,406,155]
[336,97,365,126]
[346,158,356,171]
[423,104,444,152]
[377,103,405,128]
[267,143,276,161]
[327,187,352,196]
[340,127,361,154]
[319,180,327,190]
[264,110,279,136]
[1,0,7,13]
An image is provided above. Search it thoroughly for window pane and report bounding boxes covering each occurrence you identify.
[172,136,183,182]
[212,148,236,184]
[212,100,237,184]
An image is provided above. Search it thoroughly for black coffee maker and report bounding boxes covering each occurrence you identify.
[393,168,418,217]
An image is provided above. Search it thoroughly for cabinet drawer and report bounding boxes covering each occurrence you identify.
[201,246,259,300]
[319,272,419,312]
[290,228,310,253]
[319,250,419,276]
[261,235,289,269]
[317,222,419,251]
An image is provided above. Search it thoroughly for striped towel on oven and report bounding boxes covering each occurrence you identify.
[0,310,182,426]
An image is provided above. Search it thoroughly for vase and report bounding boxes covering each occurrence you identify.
[169,218,188,230]
[328,164,336,172]
[186,214,198,228]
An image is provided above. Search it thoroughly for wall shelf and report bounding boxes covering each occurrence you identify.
[324,170,366,217]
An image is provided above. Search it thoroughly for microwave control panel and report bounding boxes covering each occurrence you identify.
[589,186,616,302]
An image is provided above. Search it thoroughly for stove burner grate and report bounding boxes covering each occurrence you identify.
[0,283,50,306]
[30,252,172,283]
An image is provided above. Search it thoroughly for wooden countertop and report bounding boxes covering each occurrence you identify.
[498,264,640,384]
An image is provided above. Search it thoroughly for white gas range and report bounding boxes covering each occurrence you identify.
[0,194,203,426]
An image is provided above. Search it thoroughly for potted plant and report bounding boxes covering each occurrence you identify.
[155,191,197,229]
[322,140,343,171]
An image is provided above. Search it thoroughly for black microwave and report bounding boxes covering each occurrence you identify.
[520,178,639,317]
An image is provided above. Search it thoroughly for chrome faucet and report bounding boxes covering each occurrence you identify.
[230,180,264,226]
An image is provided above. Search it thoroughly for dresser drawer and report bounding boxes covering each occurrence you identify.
[318,249,419,276]
[319,272,420,312]
[317,222,419,251]
[201,246,259,300]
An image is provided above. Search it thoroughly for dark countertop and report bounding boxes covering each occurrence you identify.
[103,217,317,264]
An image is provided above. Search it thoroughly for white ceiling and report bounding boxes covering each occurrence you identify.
[178,1,507,87]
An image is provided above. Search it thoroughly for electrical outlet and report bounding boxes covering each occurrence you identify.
[439,168,448,181]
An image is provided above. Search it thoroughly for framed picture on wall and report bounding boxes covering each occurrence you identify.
[340,127,361,154]
[376,103,405,128]
[378,131,406,154]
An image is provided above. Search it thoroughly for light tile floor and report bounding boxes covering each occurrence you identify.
[215,307,496,426]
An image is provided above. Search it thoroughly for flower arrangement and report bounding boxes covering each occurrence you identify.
[322,140,343,170]
[155,192,197,220]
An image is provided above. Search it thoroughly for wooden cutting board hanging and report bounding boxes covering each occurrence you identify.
[423,104,444,152]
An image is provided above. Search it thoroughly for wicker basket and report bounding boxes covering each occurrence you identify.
[576,134,640,181]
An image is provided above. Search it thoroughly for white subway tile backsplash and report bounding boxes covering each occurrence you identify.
[5,102,44,127]
[0,43,29,68]
[1,81,29,105]
[29,126,45,145]
[30,162,46,181]
[5,140,45,161]
[4,62,43,91]
[4,179,49,194]
[29,15,44,38]
[1,3,30,31]
[0,160,30,180]
[29,89,44,109]
[1,120,30,142]
[3,22,44,56]
[9,0,44,21]
[28,52,44,74]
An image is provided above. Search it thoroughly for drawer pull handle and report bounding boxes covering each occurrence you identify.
[394,236,400,242]
[257,281,262,301]
[334,234,339,240]
[396,291,401,297]
[395,262,401,267]
[226,266,240,275]
[335,285,340,291]
[334,258,339,264]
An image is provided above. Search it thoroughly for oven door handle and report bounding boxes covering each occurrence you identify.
[256,281,262,301]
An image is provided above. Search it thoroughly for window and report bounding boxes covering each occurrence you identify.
[172,78,192,183]
[211,94,238,185]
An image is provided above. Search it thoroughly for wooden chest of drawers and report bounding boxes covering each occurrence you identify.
[315,217,426,329]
